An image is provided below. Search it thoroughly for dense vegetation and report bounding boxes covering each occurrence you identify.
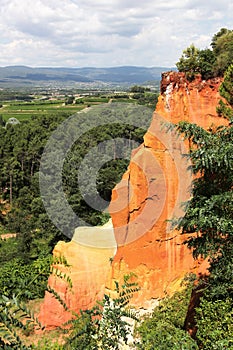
[175,63,233,349]
[176,28,233,80]
[0,101,154,299]
[0,113,68,301]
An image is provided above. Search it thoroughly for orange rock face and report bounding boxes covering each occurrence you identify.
[157,71,227,127]
[108,71,228,304]
[39,71,228,327]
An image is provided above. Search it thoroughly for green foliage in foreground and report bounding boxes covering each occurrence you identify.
[135,276,198,350]
[0,254,51,300]
[174,67,233,349]
[58,274,139,350]
[195,298,233,350]
[0,274,139,350]
[0,294,42,349]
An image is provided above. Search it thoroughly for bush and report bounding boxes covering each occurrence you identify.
[135,276,198,349]
[136,320,198,350]
[0,255,51,299]
[195,298,233,349]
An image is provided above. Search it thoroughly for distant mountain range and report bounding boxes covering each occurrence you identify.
[0,65,175,87]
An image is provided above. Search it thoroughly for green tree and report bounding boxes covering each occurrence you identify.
[176,45,216,81]
[198,48,216,80]
[175,67,233,348]
[176,28,233,80]
[217,64,233,119]
[65,95,75,105]
[211,28,233,76]
[0,115,5,127]
[195,298,233,349]
[136,276,198,349]
[175,120,233,289]
[219,63,233,106]
[176,44,201,80]
[130,85,147,93]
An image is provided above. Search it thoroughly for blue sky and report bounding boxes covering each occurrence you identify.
[0,0,232,67]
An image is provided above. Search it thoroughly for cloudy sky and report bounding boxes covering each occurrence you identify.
[0,0,232,68]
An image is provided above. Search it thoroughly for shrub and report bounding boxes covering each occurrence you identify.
[135,276,198,349]
[195,298,233,350]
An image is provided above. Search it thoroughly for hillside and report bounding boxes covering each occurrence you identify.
[0,65,174,87]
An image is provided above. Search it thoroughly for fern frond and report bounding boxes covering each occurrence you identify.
[46,286,70,312]
[0,322,19,346]
[50,269,73,288]
[52,254,71,267]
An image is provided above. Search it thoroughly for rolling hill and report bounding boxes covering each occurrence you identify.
[0,65,174,87]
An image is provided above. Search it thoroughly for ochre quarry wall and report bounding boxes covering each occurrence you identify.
[108,71,228,304]
[39,71,228,328]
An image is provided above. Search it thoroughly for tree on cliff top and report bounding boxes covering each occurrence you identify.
[217,63,233,119]
[211,28,233,76]
[176,28,233,80]
[176,44,201,81]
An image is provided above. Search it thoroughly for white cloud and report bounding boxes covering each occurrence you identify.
[0,0,232,67]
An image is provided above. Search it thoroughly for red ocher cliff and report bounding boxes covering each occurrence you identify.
[39,71,228,328]
[108,72,228,304]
